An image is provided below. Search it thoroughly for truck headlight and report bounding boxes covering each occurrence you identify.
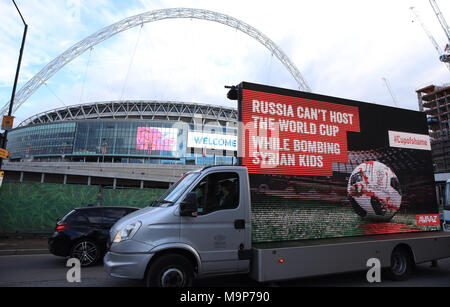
[113,221,142,243]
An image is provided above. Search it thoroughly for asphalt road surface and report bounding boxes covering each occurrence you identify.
[0,254,449,287]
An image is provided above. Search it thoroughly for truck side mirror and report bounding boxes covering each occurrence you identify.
[180,192,198,217]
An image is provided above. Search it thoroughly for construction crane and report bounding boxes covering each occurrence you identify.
[382,77,398,107]
[428,0,450,62]
[429,0,450,41]
[410,6,450,71]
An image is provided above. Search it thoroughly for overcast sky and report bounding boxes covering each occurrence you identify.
[1,0,450,126]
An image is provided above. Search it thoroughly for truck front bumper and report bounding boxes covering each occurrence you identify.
[104,251,154,280]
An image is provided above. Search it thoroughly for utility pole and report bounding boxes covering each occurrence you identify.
[0,0,28,171]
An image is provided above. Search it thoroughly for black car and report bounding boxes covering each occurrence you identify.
[48,206,140,266]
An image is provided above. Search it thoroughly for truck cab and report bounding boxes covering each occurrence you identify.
[104,166,251,286]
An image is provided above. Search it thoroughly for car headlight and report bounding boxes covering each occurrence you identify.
[113,221,142,243]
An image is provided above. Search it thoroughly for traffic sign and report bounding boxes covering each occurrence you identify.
[0,148,9,159]
[1,116,14,131]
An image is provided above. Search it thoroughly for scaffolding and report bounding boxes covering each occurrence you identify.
[417,84,450,173]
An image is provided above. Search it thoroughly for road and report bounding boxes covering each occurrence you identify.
[0,254,449,287]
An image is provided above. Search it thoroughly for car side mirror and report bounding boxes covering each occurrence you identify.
[180,192,198,217]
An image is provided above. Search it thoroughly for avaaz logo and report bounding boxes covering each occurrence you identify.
[416,214,440,226]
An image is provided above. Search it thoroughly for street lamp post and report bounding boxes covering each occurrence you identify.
[0,0,28,170]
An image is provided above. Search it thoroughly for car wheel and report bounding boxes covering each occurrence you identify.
[146,254,194,287]
[384,247,413,281]
[70,239,100,267]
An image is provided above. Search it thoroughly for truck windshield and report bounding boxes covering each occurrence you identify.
[445,181,450,211]
[152,172,200,207]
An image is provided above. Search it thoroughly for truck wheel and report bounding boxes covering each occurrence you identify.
[146,254,194,287]
[385,247,413,281]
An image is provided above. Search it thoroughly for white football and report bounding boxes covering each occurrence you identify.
[347,161,402,221]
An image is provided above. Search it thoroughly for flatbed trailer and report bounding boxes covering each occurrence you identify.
[251,231,450,282]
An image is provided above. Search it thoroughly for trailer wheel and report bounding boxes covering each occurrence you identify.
[146,254,194,287]
[385,247,413,281]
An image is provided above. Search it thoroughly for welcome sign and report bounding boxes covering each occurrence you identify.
[187,132,237,151]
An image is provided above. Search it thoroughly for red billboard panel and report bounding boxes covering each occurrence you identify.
[241,89,360,176]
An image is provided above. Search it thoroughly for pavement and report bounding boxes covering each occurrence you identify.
[0,236,50,256]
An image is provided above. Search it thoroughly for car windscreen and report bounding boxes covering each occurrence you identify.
[62,210,89,224]
[60,210,76,222]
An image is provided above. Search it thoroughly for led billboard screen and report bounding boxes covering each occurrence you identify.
[238,82,440,243]
[241,89,360,176]
[136,127,178,152]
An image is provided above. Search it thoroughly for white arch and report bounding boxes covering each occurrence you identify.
[1,7,311,116]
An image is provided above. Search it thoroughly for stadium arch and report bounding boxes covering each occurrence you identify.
[0,7,311,116]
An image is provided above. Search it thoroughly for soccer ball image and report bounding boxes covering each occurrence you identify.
[347,161,401,222]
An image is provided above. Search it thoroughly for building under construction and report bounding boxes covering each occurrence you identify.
[417,84,450,186]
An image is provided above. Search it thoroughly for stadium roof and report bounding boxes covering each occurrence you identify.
[18,100,238,127]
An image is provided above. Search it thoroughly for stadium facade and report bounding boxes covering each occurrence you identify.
[4,100,238,188]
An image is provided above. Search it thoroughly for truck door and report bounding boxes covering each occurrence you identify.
[180,170,248,274]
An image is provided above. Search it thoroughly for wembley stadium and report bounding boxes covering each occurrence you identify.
[3,100,238,188]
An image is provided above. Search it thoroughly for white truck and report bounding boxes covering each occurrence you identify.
[104,82,450,286]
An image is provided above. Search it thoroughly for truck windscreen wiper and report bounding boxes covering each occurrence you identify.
[150,199,175,207]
